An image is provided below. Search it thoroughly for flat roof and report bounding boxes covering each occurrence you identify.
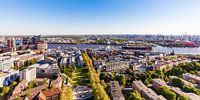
[110,81,124,99]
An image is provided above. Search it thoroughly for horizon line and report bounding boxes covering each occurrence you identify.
[1,33,200,36]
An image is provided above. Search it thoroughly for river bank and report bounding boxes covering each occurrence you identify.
[48,43,200,55]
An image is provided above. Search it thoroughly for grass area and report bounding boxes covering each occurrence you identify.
[75,67,90,86]
[62,66,90,87]
[60,86,73,100]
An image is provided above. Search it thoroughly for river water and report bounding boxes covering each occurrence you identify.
[48,43,200,55]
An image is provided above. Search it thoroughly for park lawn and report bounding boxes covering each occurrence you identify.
[64,67,90,87]
[75,68,90,86]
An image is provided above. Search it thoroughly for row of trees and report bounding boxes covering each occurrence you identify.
[158,86,176,100]
[127,70,168,85]
[19,58,37,70]
[100,69,167,87]
[100,72,126,86]
[172,78,200,95]
[82,52,110,100]
[166,61,200,77]
[26,79,38,90]
[24,58,37,66]
[127,61,200,86]
[182,85,200,95]
[0,81,17,99]
[96,38,105,44]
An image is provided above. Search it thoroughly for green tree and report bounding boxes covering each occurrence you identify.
[139,73,148,82]
[60,86,73,100]
[159,86,176,100]
[178,95,188,100]
[11,81,17,87]
[115,74,126,86]
[26,80,38,90]
[25,92,31,97]
[100,72,107,80]
[82,52,110,100]
[130,72,138,81]
[42,78,48,85]
[0,86,10,96]
[172,78,184,88]
[151,73,160,78]
[16,96,21,100]
[100,80,107,89]
[97,38,105,44]
[189,71,196,75]
[127,91,144,100]
[182,85,200,95]
[144,79,150,85]
[164,76,169,82]
[33,79,38,86]
[97,68,101,75]
[24,61,28,66]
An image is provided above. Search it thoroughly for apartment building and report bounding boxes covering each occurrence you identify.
[19,65,37,82]
[152,79,168,90]
[0,69,19,86]
[133,81,166,100]
[182,73,200,85]
[169,76,198,87]
[102,61,129,72]
[39,88,62,100]
[154,58,190,71]
[9,75,62,100]
[0,56,14,70]
[152,79,200,100]
[14,54,44,67]
[36,63,60,78]
[110,81,125,100]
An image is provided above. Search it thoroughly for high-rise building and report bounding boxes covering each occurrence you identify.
[7,38,16,52]
[11,38,16,52]
[7,39,11,48]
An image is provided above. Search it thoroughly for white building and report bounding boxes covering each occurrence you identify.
[20,64,37,82]
[36,63,60,77]
[0,56,14,70]
[0,69,19,86]
[183,73,200,85]
[133,81,166,100]
[102,61,129,72]
[59,57,68,67]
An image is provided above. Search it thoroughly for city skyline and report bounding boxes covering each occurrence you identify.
[0,0,200,35]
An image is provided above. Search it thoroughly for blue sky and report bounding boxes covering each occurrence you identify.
[0,0,200,35]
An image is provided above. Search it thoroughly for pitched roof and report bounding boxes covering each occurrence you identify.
[41,88,62,97]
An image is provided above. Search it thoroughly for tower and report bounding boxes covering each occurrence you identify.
[7,38,16,52]
[7,39,12,48]
[11,38,16,52]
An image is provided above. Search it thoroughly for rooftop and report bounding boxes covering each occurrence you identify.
[110,81,124,100]
[41,88,62,97]
[133,81,166,100]
[152,78,168,86]
[0,69,18,77]
[183,73,200,80]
